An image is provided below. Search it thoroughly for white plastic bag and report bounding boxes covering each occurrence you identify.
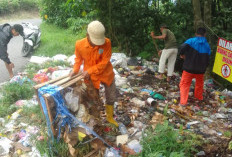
[110,53,128,68]
[65,90,79,113]
[0,137,12,156]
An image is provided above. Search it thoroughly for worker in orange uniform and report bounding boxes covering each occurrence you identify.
[69,20,118,127]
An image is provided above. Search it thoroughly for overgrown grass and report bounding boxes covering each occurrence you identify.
[0,82,34,117]
[133,121,202,157]
[34,22,86,57]
[36,138,70,157]
[21,105,45,125]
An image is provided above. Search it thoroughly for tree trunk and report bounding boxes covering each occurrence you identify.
[192,0,204,30]
[204,0,212,43]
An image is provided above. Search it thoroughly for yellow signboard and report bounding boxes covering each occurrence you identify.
[213,38,232,83]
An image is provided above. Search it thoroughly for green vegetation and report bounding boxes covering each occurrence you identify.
[0,82,34,117]
[133,121,201,157]
[36,138,69,157]
[39,0,232,89]
[0,0,39,15]
[224,131,232,138]
[34,22,85,57]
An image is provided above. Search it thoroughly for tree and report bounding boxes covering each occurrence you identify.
[192,0,204,30]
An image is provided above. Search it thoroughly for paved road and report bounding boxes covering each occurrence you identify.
[0,18,42,83]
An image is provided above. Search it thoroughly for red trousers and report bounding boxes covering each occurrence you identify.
[179,71,204,105]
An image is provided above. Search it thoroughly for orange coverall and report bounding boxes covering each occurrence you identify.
[73,37,114,89]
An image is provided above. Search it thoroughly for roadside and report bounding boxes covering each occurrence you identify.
[0,10,41,83]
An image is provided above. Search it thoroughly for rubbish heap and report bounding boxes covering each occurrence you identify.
[0,53,232,156]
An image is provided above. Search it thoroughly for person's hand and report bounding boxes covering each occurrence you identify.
[69,70,75,77]
[9,63,14,69]
[150,31,155,38]
[82,71,90,79]
[158,50,162,57]
[180,55,185,60]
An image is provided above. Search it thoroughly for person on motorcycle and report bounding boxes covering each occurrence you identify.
[0,24,24,78]
[69,20,118,127]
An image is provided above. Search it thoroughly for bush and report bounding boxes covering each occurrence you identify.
[0,82,34,105]
[135,121,201,157]
[0,0,39,15]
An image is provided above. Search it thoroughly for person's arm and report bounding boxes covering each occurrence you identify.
[87,40,112,75]
[0,41,11,64]
[150,30,167,40]
[70,41,83,76]
[179,43,189,59]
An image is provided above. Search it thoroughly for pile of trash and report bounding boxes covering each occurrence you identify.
[0,53,232,157]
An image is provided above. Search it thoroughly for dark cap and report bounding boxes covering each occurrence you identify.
[13,24,24,36]
[160,24,168,28]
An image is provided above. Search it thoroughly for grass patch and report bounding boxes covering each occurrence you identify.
[21,105,45,126]
[224,131,232,138]
[34,22,86,57]
[36,138,69,157]
[0,82,34,117]
[134,121,201,157]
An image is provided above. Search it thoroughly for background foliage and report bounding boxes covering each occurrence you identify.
[0,0,39,15]
[38,0,232,89]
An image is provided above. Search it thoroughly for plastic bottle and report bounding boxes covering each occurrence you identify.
[119,123,128,135]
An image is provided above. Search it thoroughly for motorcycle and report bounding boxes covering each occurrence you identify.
[21,22,41,57]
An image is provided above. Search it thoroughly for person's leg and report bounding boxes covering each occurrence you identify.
[157,49,169,79]
[179,71,193,105]
[167,48,178,81]
[104,79,118,127]
[4,62,14,78]
[194,74,204,100]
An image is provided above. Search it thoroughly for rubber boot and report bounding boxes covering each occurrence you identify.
[105,105,118,127]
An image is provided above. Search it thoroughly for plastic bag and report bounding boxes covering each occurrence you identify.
[33,73,49,83]
[65,89,79,113]
[104,147,121,157]
[111,53,128,68]
[150,92,165,100]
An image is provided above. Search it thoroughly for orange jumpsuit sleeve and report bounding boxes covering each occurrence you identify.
[87,40,112,75]
[73,41,83,74]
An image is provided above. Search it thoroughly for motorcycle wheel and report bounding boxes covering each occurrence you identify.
[21,42,33,57]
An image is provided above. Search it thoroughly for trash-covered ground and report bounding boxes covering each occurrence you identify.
[0,53,232,157]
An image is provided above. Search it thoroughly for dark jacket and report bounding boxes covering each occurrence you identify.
[0,23,13,64]
[179,36,211,74]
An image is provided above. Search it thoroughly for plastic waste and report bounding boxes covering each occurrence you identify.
[196,151,206,156]
[0,137,12,156]
[65,90,80,113]
[11,109,23,120]
[67,55,75,65]
[127,140,142,153]
[33,73,49,83]
[52,54,68,61]
[110,53,128,68]
[29,56,51,64]
[114,73,127,87]
[119,123,128,135]
[51,69,71,79]
[104,147,121,157]
[146,97,157,106]
[131,97,145,107]
[150,91,165,100]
